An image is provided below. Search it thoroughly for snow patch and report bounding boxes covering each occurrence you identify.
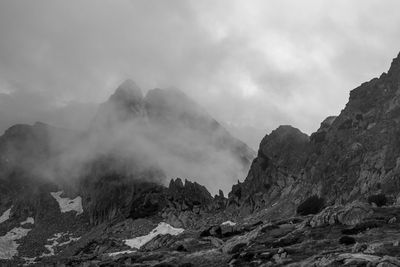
[124,222,184,249]
[0,226,32,259]
[108,250,135,257]
[221,220,236,226]
[0,207,12,224]
[41,232,80,257]
[58,236,80,247]
[41,233,62,257]
[50,191,83,215]
[22,256,37,265]
[21,217,34,225]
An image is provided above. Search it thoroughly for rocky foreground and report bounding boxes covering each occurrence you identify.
[5,197,400,266]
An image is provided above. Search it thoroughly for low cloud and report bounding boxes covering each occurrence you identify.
[0,0,400,149]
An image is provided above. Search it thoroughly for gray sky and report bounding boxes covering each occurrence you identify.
[0,0,400,149]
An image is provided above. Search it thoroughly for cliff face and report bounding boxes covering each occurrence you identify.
[229,52,400,218]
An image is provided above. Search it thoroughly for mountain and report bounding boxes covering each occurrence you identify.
[228,52,400,218]
[0,81,255,265]
[3,53,400,266]
[90,80,255,194]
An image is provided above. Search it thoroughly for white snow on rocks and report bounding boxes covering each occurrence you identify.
[58,236,80,246]
[50,191,83,215]
[22,256,37,265]
[41,232,81,257]
[20,217,34,225]
[0,216,36,259]
[124,222,184,249]
[0,207,12,224]
[108,250,135,257]
[0,227,32,259]
[221,220,236,226]
[41,233,63,257]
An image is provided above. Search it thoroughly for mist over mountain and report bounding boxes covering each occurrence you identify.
[87,80,255,194]
[2,51,400,266]
[3,1,400,266]
[0,80,255,195]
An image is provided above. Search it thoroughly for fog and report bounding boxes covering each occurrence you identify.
[1,1,400,149]
[1,0,400,194]
[17,83,252,195]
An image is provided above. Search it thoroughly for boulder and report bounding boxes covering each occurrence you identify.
[310,202,373,227]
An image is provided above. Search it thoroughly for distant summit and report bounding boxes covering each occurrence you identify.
[91,80,255,195]
[92,80,146,127]
[110,79,143,105]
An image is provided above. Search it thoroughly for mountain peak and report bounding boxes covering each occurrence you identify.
[269,125,309,141]
[387,51,400,78]
[92,80,145,127]
[110,79,143,104]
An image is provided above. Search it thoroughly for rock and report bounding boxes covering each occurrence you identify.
[339,236,356,245]
[388,217,397,224]
[377,263,398,267]
[167,178,213,212]
[202,237,224,248]
[352,242,368,253]
[338,253,381,264]
[310,201,373,227]
[221,227,261,254]
[378,256,400,266]
[364,242,400,255]
[272,251,288,264]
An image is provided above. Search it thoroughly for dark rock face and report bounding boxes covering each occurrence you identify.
[228,125,309,216]
[167,178,213,211]
[228,52,400,219]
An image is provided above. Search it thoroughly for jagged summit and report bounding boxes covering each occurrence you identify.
[89,80,254,197]
[92,80,146,127]
[387,51,400,78]
[110,79,143,104]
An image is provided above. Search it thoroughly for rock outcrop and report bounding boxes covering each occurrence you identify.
[228,52,400,219]
[228,125,309,216]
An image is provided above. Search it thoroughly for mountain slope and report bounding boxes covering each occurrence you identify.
[228,52,400,218]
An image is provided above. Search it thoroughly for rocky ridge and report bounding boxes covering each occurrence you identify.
[228,52,400,219]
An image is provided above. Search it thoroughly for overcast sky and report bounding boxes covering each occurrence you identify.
[0,0,400,149]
